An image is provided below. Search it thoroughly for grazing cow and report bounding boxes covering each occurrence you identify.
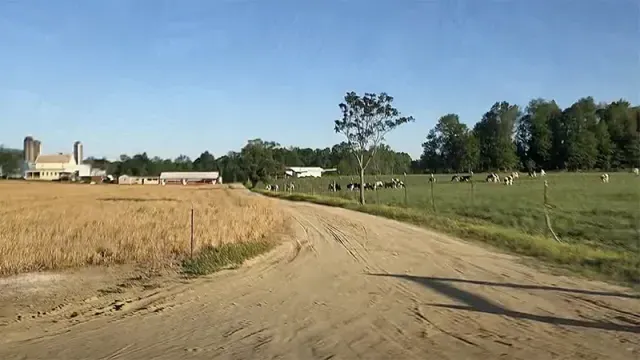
[391,178,405,188]
[374,180,384,189]
[328,181,341,192]
[540,169,546,177]
[451,174,460,182]
[459,172,473,182]
[601,173,610,183]
[529,171,537,178]
[285,182,295,192]
[511,171,519,179]
[633,167,639,176]
[347,183,360,191]
[363,183,376,191]
[265,184,279,191]
[486,173,499,183]
[504,175,514,186]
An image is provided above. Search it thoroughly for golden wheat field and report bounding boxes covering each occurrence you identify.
[0,182,288,276]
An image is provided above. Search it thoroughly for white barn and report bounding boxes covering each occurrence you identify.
[159,171,220,185]
[284,167,337,178]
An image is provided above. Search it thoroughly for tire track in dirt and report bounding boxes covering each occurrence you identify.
[0,195,639,359]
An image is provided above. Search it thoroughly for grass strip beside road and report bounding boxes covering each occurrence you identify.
[182,240,276,276]
[255,189,640,285]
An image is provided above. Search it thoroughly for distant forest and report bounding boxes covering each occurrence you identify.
[2,96,638,184]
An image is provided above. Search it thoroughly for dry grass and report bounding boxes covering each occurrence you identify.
[0,182,288,276]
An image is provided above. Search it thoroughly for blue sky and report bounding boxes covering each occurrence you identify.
[1,0,638,161]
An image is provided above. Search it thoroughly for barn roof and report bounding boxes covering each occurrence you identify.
[35,154,74,164]
[285,167,325,172]
[159,171,219,180]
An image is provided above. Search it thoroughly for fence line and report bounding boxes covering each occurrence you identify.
[264,173,639,251]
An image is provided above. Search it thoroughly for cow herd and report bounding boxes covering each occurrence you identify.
[263,167,638,193]
[330,178,406,192]
[448,169,553,186]
[264,178,407,193]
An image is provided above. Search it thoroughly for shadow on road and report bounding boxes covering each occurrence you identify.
[381,275,639,299]
[370,274,640,334]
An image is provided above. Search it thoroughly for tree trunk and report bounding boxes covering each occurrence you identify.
[359,167,366,205]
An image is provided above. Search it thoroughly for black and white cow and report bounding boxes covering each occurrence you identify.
[328,181,341,192]
[346,183,361,191]
[503,175,514,186]
[486,173,500,183]
[391,178,405,188]
[600,173,610,183]
[265,184,279,191]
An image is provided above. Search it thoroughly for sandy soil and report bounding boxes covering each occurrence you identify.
[0,195,638,360]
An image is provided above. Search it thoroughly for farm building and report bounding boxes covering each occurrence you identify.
[117,175,160,185]
[24,153,78,181]
[284,167,337,178]
[159,171,221,185]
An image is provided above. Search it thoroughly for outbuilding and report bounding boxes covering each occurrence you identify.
[159,171,220,185]
[284,167,337,178]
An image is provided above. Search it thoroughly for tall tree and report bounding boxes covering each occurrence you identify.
[240,139,280,188]
[516,99,561,170]
[473,101,520,171]
[0,146,23,176]
[334,91,415,204]
[192,151,217,171]
[420,114,478,173]
[563,97,599,170]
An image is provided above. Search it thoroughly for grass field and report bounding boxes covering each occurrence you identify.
[261,172,640,283]
[0,182,288,276]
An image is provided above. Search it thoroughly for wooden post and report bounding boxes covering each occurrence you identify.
[430,178,436,212]
[190,206,195,258]
[403,172,408,207]
[470,179,475,206]
[543,180,562,243]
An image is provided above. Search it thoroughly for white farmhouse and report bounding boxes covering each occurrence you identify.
[24,153,78,181]
[284,167,337,178]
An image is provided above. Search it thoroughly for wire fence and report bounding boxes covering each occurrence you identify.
[265,172,640,253]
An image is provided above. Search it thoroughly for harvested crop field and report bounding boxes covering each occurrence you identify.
[0,182,288,275]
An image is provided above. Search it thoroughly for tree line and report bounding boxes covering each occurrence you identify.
[2,95,638,187]
[0,140,413,185]
[84,140,413,187]
[421,97,640,173]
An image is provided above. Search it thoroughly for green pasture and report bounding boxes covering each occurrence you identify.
[268,172,640,253]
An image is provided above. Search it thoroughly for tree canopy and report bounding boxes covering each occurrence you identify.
[420,97,640,173]
[334,91,414,203]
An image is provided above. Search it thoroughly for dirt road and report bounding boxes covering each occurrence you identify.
[0,198,639,359]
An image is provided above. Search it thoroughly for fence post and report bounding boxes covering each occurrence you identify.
[190,205,195,258]
[470,180,475,206]
[403,172,408,207]
[430,178,436,212]
[375,175,380,204]
[543,180,562,243]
